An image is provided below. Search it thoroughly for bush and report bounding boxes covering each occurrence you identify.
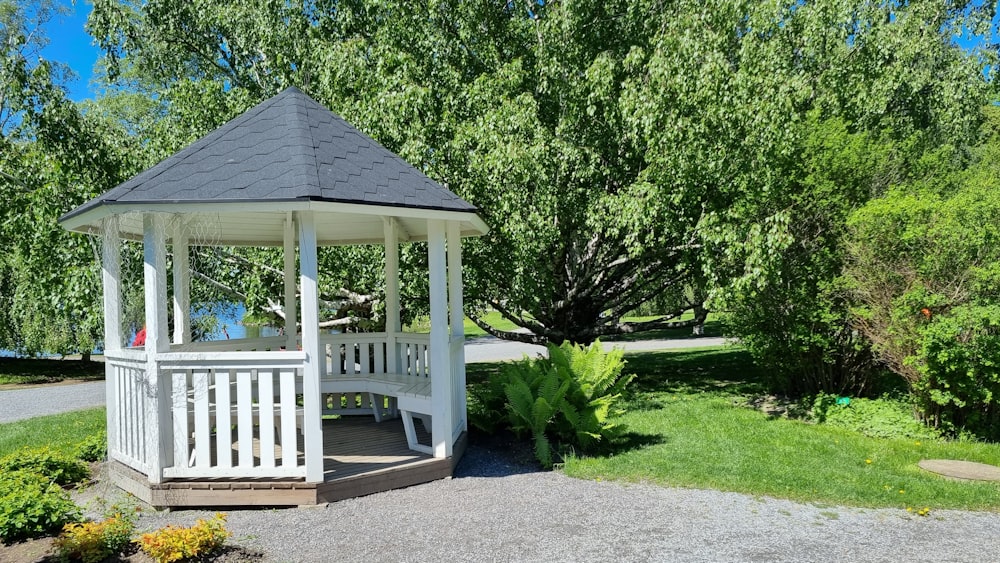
[913,305,1000,438]
[0,470,81,542]
[135,513,231,563]
[75,431,107,463]
[474,341,634,467]
[0,446,89,486]
[54,511,136,563]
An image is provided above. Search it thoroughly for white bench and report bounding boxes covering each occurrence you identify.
[302,373,434,454]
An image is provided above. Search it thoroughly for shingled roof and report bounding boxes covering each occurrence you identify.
[61,86,477,223]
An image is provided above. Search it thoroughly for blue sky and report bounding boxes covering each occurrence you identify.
[41,0,101,102]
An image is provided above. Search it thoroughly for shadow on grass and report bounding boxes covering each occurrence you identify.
[0,358,105,386]
[624,347,768,397]
[604,320,726,342]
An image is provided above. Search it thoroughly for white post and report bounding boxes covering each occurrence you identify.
[427,219,453,458]
[284,213,298,351]
[298,211,324,482]
[143,214,172,482]
[172,225,190,345]
[383,218,401,372]
[447,221,467,434]
[101,218,121,462]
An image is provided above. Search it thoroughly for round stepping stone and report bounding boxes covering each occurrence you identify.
[918,459,1000,481]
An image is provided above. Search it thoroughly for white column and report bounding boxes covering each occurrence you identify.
[102,219,122,354]
[383,218,401,372]
[171,225,190,345]
[447,221,467,434]
[101,218,121,463]
[427,219,453,458]
[284,213,298,350]
[143,214,172,482]
[298,211,324,482]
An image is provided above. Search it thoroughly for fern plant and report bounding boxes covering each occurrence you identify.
[493,340,634,467]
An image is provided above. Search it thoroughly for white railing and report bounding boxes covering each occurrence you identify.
[397,333,431,378]
[106,352,150,474]
[168,335,288,353]
[160,352,307,479]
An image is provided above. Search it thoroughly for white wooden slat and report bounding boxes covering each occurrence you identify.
[171,371,189,468]
[258,369,276,469]
[280,369,297,468]
[237,370,254,468]
[374,342,385,374]
[193,371,211,468]
[215,370,233,470]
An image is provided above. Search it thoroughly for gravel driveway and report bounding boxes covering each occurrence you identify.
[77,445,1000,563]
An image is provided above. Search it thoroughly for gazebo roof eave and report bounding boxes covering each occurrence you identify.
[59,197,490,243]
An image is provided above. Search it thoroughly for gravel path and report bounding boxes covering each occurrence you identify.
[77,445,1000,563]
[0,380,105,423]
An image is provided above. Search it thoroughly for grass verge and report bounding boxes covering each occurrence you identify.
[0,408,106,458]
[544,346,1000,511]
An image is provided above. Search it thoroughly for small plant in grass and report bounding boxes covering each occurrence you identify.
[0,470,81,542]
[54,509,137,563]
[0,446,89,486]
[74,431,107,463]
[810,393,942,440]
[136,513,231,563]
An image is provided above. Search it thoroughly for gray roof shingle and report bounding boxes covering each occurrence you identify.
[62,87,476,222]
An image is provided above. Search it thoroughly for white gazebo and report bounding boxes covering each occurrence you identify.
[59,87,488,507]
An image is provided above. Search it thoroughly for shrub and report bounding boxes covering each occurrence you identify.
[0,446,89,486]
[75,431,107,463]
[479,341,634,467]
[0,470,81,542]
[54,511,136,563]
[136,513,231,563]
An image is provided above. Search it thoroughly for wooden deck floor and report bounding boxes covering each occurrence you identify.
[110,417,464,507]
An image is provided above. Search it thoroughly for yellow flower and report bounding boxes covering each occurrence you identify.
[899,489,905,494]
[865,459,872,464]
[915,441,922,446]
[906,507,913,512]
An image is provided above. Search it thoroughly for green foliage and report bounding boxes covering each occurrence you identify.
[846,126,1000,439]
[135,513,231,563]
[0,469,81,542]
[54,511,137,563]
[810,394,942,441]
[75,431,107,463]
[474,341,634,467]
[0,446,89,486]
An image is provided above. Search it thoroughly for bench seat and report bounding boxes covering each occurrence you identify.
[298,373,434,454]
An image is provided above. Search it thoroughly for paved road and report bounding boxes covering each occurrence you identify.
[0,336,730,423]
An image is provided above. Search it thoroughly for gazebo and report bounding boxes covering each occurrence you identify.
[59,87,488,507]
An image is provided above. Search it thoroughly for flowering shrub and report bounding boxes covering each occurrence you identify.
[54,512,136,563]
[136,513,231,563]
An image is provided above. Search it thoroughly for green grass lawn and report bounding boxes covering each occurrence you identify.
[542,346,1000,512]
[0,408,106,458]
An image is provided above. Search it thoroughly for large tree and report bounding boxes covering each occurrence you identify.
[0,0,140,356]
[83,0,995,350]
